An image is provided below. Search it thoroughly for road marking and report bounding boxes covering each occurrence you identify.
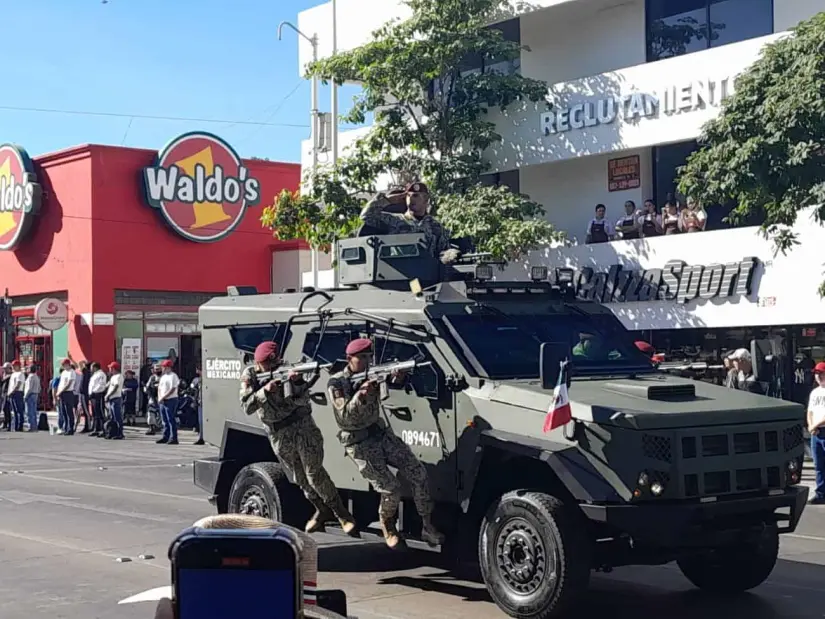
[3,462,192,475]
[0,528,166,571]
[13,472,205,502]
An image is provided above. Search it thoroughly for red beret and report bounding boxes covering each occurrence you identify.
[108,362,120,370]
[160,359,174,368]
[346,338,373,356]
[634,341,655,355]
[405,182,428,194]
[254,341,278,363]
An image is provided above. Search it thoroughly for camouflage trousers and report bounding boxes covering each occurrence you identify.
[267,415,340,509]
[346,429,433,521]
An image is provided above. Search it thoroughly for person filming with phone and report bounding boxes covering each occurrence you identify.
[240,341,358,536]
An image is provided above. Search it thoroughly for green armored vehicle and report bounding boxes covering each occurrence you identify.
[194,232,808,619]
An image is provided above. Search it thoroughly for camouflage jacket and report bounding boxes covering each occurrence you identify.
[239,366,312,431]
[327,367,385,444]
[360,194,451,258]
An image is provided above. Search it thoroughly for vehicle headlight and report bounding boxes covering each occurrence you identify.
[637,472,649,487]
[650,481,664,496]
[787,459,801,485]
[787,460,798,473]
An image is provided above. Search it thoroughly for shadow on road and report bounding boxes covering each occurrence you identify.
[319,543,825,618]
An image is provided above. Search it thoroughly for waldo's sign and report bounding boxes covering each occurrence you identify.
[143,132,261,243]
[0,144,42,251]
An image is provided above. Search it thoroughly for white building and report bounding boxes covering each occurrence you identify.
[287,0,825,404]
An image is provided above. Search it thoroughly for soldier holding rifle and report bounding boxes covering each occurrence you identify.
[240,341,357,536]
[327,338,444,549]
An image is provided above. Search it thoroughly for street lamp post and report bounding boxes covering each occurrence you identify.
[278,21,321,290]
[330,0,341,289]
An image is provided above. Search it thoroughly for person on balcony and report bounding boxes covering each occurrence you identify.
[637,200,662,238]
[615,200,641,240]
[585,204,615,244]
[680,197,707,232]
[662,200,681,235]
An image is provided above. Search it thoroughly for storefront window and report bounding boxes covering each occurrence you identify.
[646,0,773,62]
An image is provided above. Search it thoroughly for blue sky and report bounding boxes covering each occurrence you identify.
[1,0,362,163]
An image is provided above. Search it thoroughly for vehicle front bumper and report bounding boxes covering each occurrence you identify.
[580,485,809,548]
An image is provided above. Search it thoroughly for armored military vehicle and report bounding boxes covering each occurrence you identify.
[195,232,809,619]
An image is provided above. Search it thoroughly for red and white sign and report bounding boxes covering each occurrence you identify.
[143,132,261,243]
[34,298,68,331]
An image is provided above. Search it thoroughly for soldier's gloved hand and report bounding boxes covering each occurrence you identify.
[287,371,299,382]
[264,380,279,392]
[440,248,461,264]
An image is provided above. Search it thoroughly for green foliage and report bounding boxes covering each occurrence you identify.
[677,13,825,272]
[261,0,562,258]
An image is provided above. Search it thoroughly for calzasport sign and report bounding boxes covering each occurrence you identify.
[143,132,261,243]
[570,257,758,305]
[205,358,243,381]
[0,144,43,251]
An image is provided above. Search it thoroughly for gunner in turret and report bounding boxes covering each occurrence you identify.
[360,181,460,264]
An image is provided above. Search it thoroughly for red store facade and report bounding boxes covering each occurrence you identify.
[0,132,302,395]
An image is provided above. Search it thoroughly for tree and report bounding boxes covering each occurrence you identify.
[677,13,825,288]
[261,0,562,262]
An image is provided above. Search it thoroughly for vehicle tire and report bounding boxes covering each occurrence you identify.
[227,462,306,527]
[676,523,779,593]
[478,491,591,619]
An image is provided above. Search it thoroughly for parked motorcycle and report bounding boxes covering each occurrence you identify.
[175,381,199,430]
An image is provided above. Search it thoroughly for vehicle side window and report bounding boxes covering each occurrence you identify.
[302,324,366,364]
[373,336,439,399]
[229,324,290,354]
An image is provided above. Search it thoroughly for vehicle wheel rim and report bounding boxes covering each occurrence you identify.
[239,487,271,519]
[494,517,554,596]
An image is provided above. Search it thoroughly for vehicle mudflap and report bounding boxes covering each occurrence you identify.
[193,456,242,509]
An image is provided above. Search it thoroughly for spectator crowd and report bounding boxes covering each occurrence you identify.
[585,196,708,244]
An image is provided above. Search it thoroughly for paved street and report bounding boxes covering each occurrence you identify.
[1,429,824,619]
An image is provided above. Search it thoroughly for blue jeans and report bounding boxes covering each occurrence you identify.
[812,431,825,500]
[108,397,124,438]
[25,393,38,430]
[160,398,178,442]
[59,392,75,434]
[198,405,203,440]
[9,392,25,431]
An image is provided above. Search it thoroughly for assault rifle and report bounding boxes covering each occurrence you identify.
[351,358,431,399]
[253,361,331,398]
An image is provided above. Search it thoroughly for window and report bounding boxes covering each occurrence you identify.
[301,325,366,365]
[646,0,773,62]
[444,312,654,380]
[373,336,440,398]
[228,324,290,355]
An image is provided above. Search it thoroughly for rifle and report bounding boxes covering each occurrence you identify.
[350,358,431,400]
[254,361,332,398]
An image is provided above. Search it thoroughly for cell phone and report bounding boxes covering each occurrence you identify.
[170,527,302,619]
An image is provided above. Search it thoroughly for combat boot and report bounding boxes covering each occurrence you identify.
[421,518,445,547]
[331,496,359,537]
[305,504,333,534]
[379,518,405,550]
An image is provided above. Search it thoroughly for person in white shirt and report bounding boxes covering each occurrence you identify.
[807,362,825,505]
[157,359,180,445]
[585,204,615,244]
[7,360,26,432]
[105,362,125,440]
[88,362,109,437]
[56,358,77,435]
[24,364,41,432]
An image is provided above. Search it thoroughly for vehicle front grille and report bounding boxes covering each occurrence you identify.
[642,434,672,463]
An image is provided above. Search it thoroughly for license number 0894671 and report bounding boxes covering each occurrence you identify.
[401,429,440,448]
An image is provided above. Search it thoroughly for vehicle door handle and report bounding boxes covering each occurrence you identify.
[383,405,412,422]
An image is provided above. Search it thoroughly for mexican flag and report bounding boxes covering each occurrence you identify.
[543,359,572,432]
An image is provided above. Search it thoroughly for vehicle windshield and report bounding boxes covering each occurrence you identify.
[444,310,655,380]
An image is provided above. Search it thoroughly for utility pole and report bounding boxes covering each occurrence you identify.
[278,21,321,290]
[330,0,341,289]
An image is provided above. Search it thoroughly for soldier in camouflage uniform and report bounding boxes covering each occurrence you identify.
[326,338,444,549]
[360,181,460,264]
[241,341,358,536]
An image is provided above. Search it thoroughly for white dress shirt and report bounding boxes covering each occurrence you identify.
[106,373,124,400]
[88,370,108,396]
[57,369,75,395]
[24,373,41,398]
[158,372,180,401]
[7,371,25,395]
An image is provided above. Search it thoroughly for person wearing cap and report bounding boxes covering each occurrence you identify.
[327,337,444,549]
[728,348,762,394]
[7,360,26,431]
[157,359,180,445]
[105,362,125,440]
[359,181,459,264]
[240,340,358,536]
[23,363,41,431]
[806,362,825,505]
[0,362,11,430]
[144,363,164,436]
[56,358,77,435]
[76,360,92,433]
